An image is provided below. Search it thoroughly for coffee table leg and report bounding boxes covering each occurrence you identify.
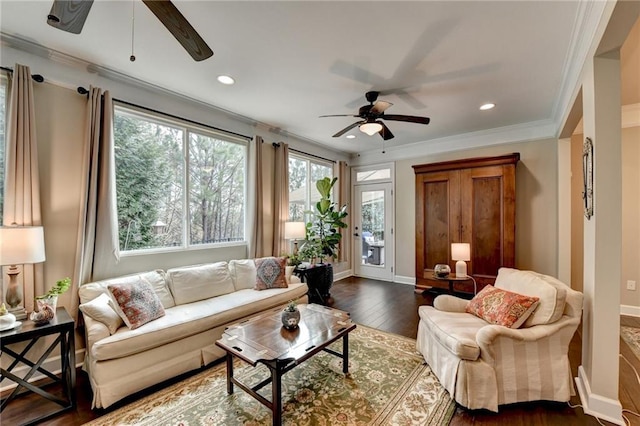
[226,353,234,394]
[342,334,349,374]
[271,365,282,426]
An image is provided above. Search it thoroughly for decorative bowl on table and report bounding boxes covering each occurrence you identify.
[30,305,55,325]
[434,264,451,278]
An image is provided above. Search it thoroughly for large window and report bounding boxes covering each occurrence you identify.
[0,75,7,224]
[288,154,333,222]
[114,106,247,253]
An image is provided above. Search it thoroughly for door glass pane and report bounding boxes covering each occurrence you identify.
[361,190,385,266]
[356,168,391,182]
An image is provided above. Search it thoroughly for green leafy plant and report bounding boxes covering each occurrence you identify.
[36,277,71,299]
[300,177,348,263]
[284,300,298,312]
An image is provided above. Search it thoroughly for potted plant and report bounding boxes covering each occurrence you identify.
[281,300,300,329]
[299,177,348,303]
[35,277,71,313]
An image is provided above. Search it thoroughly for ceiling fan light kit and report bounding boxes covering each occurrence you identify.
[360,122,383,136]
[321,91,430,141]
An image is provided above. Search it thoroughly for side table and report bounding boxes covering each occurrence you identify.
[294,264,333,305]
[1,307,76,425]
[427,273,475,298]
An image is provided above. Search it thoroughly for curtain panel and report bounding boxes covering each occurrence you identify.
[2,64,43,314]
[272,142,289,256]
[248,136,265,258]
[337,160,351,264]
[72,86,119,321]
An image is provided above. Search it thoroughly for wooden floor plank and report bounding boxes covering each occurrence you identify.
[3,276,639,425]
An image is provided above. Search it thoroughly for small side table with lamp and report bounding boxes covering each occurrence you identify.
[0,225,47,320]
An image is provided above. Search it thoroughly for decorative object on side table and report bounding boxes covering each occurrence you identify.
[0,303,19,331]
[0,225,46,320]
[35,276,71,315]
[434,264,451,278]
[281,300,300,329]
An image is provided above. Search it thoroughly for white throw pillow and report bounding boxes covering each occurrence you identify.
[167,262,235,305]
[79,293,123,334]
[228,259,256,290]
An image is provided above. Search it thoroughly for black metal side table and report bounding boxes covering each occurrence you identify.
[428,273,474,298]
[294,264,333,305]
[1,307,76,425]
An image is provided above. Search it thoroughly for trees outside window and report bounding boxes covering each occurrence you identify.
[114,107,246,253]
[0,76,6,224]
[288,154,332,222]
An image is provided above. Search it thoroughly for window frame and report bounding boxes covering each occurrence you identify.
[113,104,249,256]
[288,152,334,223]
[0,73,8,225]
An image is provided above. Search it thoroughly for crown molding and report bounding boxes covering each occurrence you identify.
[352,119,556,165]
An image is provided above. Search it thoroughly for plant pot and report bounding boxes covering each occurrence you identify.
[281,308,300,329]
[304,263,333,305]
[36,295,58,315]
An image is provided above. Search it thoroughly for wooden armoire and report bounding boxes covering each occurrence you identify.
[413,153,520,294]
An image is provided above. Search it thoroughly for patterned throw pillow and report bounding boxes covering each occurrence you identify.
[254,257,288,290]
[466,285,539,329]
[108,277,165,329]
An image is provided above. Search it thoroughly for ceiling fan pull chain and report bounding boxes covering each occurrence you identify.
[130,0,136,62]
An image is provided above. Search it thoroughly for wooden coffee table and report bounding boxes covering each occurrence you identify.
[215,304,356,426]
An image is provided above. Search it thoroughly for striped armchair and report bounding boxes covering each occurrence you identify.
[416,268,583,412]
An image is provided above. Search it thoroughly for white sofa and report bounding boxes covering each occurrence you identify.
[416,268,583,412]
[78,259,308,409]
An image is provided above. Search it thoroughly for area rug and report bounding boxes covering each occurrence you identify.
[85,325,455,425]
[621,325,640,361]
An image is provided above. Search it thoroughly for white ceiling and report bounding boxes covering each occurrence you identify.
[1,1,588,155]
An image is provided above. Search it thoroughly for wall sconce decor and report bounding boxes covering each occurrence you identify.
[582,137,593,220]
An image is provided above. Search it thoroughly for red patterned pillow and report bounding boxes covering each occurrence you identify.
[466,285,539,328]
[108,277,165,329]
[254,257,288,290]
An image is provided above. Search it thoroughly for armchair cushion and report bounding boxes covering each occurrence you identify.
[466,285,539,329]
[418,306,486,361]
[495,268,567,327]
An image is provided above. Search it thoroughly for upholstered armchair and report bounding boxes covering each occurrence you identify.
[416,268,583,412]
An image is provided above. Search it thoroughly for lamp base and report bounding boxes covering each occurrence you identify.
[455,260,468,277]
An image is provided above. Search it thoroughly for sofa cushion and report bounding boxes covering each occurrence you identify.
[466,285,539,328]
[494,268,567,327]
[228,259,256,291]
[79,293,123,334]
[418,306,485,361]
[91,282,308,361]
[167,262,235,305]
[108,277,166,329]
[254,257,287,290]
[79,270,175,309]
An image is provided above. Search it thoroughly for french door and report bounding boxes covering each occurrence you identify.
[353,183,393,281]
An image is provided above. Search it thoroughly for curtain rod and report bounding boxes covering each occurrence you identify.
[272,142,336,164]
[0,66,44,83]
[77,86,252,141]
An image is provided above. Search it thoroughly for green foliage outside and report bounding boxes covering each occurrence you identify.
[0,78,6,224]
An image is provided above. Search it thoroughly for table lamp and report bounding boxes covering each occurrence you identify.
[0,225,46,319]
[284,221,306,255]
[451,243,470,277]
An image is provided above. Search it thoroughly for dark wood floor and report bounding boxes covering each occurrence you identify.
[4,276,640,425]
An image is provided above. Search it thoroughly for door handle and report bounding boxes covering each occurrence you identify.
[353,233,360,237]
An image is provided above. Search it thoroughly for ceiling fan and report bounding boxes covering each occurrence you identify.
[46,0,213,61]
[320,91,431,140]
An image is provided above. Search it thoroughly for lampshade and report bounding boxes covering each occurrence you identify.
[284,222,306,240]
[0,226,46,266]
[451,243,470,261]
[359,122,383,136]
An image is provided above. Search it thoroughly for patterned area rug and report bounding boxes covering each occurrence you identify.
[621,325,640,361]
[85,326,455,425]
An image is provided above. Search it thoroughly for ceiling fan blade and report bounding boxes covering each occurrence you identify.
[142,0,213,61]
[370,101,393,115]
[379,122,395,140]
[332,121,363,138]
[47,0,94,34]
[381,114,431,125]
[319,114,359,118]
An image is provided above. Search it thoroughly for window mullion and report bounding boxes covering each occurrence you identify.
[183,129,190,248]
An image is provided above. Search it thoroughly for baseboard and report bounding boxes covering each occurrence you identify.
[394,275,416,286]
[575,366,624,425]
[620,304,640,317]
[333,269,353,282]
[0,348,86,393]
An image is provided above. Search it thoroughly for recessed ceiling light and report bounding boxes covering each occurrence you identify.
[217,75,235,85]
[346,135,356,139]
[480,103,495,111]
